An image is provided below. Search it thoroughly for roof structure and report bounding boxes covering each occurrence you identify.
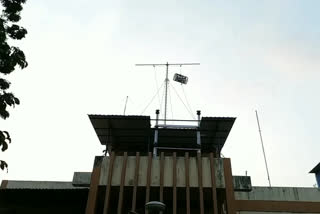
[89,114,235,155]
[89,115,151,153]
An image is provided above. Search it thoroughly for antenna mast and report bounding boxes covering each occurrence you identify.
[255,110,272,187]
[136,62,200,125]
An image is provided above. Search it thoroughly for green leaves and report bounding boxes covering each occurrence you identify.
[0,131,11,152]
[0,78,10,90]
[0,92,20,119]
[11,46,27,68]
[0,0,27,171]
[1,0,26,22]
[6,24,27,39]
[0,131,10,171]
[0,45,28,74]
[0,160,8,172]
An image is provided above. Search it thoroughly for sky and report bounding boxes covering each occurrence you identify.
[1,0,320,187]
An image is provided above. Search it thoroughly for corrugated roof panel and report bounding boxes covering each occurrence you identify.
[88,114,236,153]
[310,162,320,173]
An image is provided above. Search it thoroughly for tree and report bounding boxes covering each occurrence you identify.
[0,0,28,171]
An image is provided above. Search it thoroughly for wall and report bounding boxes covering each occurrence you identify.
[235,187,320,202]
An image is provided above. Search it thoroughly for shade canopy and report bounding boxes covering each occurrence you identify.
[89,114,235,154]
[310,162,320,174]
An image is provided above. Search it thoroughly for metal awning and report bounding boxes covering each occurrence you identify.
[310,162,320,173]
[89,115,235,153]
[89,115,152,152]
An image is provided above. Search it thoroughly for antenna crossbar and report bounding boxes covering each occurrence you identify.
[136,63,200,66]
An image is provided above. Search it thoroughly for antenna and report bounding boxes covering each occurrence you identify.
[255,110,272,187]
[123,96,128,115]
[135,62,200,125]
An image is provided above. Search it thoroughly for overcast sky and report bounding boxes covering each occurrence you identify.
[1,0,320,187]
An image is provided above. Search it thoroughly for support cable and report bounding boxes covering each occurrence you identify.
[140,82,165,115]
[181,85,196,119]
[168,83,174,120]
[153,65,161,107]
[171,83,196,119]
[159,81,166,119]
[179,65,195,119]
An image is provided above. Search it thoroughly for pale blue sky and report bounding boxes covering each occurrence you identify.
[1,0,320,187]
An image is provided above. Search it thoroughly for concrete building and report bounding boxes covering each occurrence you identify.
[1,113,320,214]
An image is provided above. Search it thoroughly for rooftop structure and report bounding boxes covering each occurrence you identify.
[89,112,235,157]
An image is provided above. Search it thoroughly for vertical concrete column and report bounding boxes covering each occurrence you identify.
[85,156,103,214]
[131,152,140,212]
[103,152,116,214]
[173,152,177,214]
[117,152,128,214]
[210,153,218,214]
[197,152,204,214]
[160,152,165,203]
[145,152,153,214]
[185,152,191,214]
[223,158,236,214]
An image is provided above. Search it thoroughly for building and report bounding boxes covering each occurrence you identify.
[1,112,320,214]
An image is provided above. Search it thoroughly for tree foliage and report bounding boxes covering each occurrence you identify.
[0,0,28,171]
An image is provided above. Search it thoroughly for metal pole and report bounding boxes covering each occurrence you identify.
[123,96,128,115]
[154,109,160,156]
[255,110,272,187]
[196,110,201,153]
[164,62,169,126]
[196,110,201,144]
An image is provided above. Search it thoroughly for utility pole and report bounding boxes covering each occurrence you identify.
[136,62,200,125]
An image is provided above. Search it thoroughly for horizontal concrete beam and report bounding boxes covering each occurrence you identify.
[2,180,85,189]
[235,187,320,202]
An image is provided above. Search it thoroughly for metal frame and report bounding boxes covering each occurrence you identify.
[153,110,202,156]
